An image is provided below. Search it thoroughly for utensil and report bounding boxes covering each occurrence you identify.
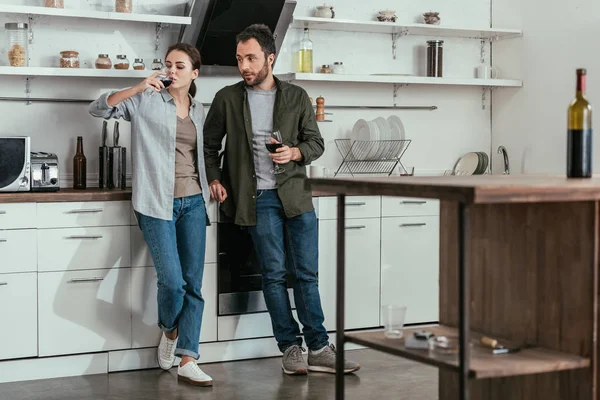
[108,121,126,189]
[480,336,525,354]
[98,120,109,188]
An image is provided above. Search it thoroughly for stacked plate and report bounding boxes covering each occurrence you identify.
[453,151,489,175]
[350,116,406,160]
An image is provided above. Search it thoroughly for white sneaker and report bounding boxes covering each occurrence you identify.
[157,332,177,370]
[178,361,213,387]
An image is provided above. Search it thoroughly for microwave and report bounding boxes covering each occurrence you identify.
[0,136,31,192]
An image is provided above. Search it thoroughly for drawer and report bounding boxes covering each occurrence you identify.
[0,203,37,230]
[38,268,132,357]
[381,196,439,217]
[130,223,217,267]
[0,229,37,274]
[37,201,131,229]
[316,196,381,220]
[0,273,37,360]
[38,226,130,272]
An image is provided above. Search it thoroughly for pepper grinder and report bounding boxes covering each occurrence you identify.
[316,95,325,121]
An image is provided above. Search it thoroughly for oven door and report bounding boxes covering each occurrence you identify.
[217,219,295,316]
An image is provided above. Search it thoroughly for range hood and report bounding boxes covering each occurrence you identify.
[179,0,296,76]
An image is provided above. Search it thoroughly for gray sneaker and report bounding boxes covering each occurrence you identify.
[282,345,308,375]
[308,344,360,374]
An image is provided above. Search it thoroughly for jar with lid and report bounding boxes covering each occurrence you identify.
[44,0,64,8]
[426,40,444,77]
[95,54,112,69]
[114,55,130,70]
[319,64,332,74]
[5,23,29,67]
[133,58,145,70]
[332,61,345,74]
[115,0,132,13]
[151,58,164,71]
[60,50,80,68]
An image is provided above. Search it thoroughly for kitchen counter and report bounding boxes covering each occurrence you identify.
[307,175,599,400]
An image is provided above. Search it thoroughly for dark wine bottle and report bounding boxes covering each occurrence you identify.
[73,136,87,189]
[567,68,593,178]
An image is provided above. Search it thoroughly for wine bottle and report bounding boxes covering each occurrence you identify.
[73,136,87,189]
[567,68,593,178]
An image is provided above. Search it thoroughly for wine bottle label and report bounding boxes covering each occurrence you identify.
[567,129,592,178]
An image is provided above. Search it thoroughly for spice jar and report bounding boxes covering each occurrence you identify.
[44,0,64,8]
[151,58,164,71]
[5,23,28,67]
[319,64,332,74]
[60,50,80,68]
[95,54,112,69]
[133,58,145,70]
[114,54,130,70]
[115,0,132,13]
[426,40,444,77]
[332,61,345,74]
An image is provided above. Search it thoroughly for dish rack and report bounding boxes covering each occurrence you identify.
[333,139,411,177]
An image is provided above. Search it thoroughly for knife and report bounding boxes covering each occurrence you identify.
[480,336,529,354]
[113,121,120,147]
[99,120,109,188]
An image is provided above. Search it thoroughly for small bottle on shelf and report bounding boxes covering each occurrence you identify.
[295,28,313,73]
[73,136,87,190]
[567,68,593,178]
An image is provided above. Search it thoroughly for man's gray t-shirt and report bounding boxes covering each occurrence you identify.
[247,87,277,190]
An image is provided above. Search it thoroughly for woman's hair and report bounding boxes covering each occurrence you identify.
[165,43,201,97]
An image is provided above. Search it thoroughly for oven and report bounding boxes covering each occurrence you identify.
[217,212,295,316]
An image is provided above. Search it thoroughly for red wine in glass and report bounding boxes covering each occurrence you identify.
[265,143,283,153]
[159,76,173,88]
[266,130,285,174]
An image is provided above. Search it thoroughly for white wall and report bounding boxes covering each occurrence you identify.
[492,0,599,175]
[0,0,501,185]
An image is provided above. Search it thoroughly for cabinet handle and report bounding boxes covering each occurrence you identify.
[0,239,7,243]
[0,211,6,215]
[66,208,103,214]
[401,200,427,204]
[68,277,105,283]
[67,235,103,240]
[346,202,366,206]
[400,223,427,227]
[0,282,7,286]
[345,225,366,230]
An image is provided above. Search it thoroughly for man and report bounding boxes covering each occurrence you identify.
[204,24,360,375]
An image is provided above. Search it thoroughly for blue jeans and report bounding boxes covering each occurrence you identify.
[248,189,329,352]
[136,194,207,359]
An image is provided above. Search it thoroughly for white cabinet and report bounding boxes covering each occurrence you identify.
[381,197,440,217]
[381,216,439,325]
[131,263,217,348]
[38,226,130,272]
[0,229,37,274]
[38,268,132,357]
[0,203,37,229]
[37,201,131,229]
[316,196,381,220]
[318,218,381,331]
[0,273,37,360]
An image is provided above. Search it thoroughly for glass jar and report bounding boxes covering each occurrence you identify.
[60,50,80,68]
[332,61,345,74]
[5,23,28,67]
[115,0,132,13]
[95,54,112,69]
[319,64,332,74]
[133,58,145,70]
[426,40,444,77]
[151,58,164,71]
[44,0,64,8]
[114,54,130,70]
[295,28,313,73]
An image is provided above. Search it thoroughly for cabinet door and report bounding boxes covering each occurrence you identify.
[38,268,132,357]
[318,218,381,331]
[0,203,36,229]
[381,216,439,325]
[0,229,37,274]
[131,263,217,348]
[0,273,37,360]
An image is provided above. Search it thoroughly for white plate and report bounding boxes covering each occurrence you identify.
[387,115,405,141]
[351,119,373,159]
[453,152,480,175]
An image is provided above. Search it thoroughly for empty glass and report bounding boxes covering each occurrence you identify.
[381,305,407,339]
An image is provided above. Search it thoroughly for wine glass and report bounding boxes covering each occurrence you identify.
[145,68,172,96]
[265,130,285,175]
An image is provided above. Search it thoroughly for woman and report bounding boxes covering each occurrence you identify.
[89,43,212,387]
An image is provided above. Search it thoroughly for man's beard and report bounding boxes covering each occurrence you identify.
[244,59,270,87]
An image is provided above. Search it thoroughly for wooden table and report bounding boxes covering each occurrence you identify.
[306,175,600,400]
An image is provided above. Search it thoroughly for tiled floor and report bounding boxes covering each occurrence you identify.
[0,349,437,400]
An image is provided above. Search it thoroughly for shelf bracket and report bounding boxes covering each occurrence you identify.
[480,39,486,64]
[393,83,407,106]
[25,77,33,106]
[155,23,164,52]
[481,86,495,110]
[391,29,408,60]
[27,15,34,44]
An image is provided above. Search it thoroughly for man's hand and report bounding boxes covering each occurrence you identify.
[269,137,302,164]
[209,179,228,203]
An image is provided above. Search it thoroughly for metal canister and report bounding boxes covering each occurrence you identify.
[426,40,444,77]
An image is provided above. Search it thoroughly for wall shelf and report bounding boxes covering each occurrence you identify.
[286,73,522,88]
[0,4,190,25]
[291,16,522,40]
[0,66,150,78]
